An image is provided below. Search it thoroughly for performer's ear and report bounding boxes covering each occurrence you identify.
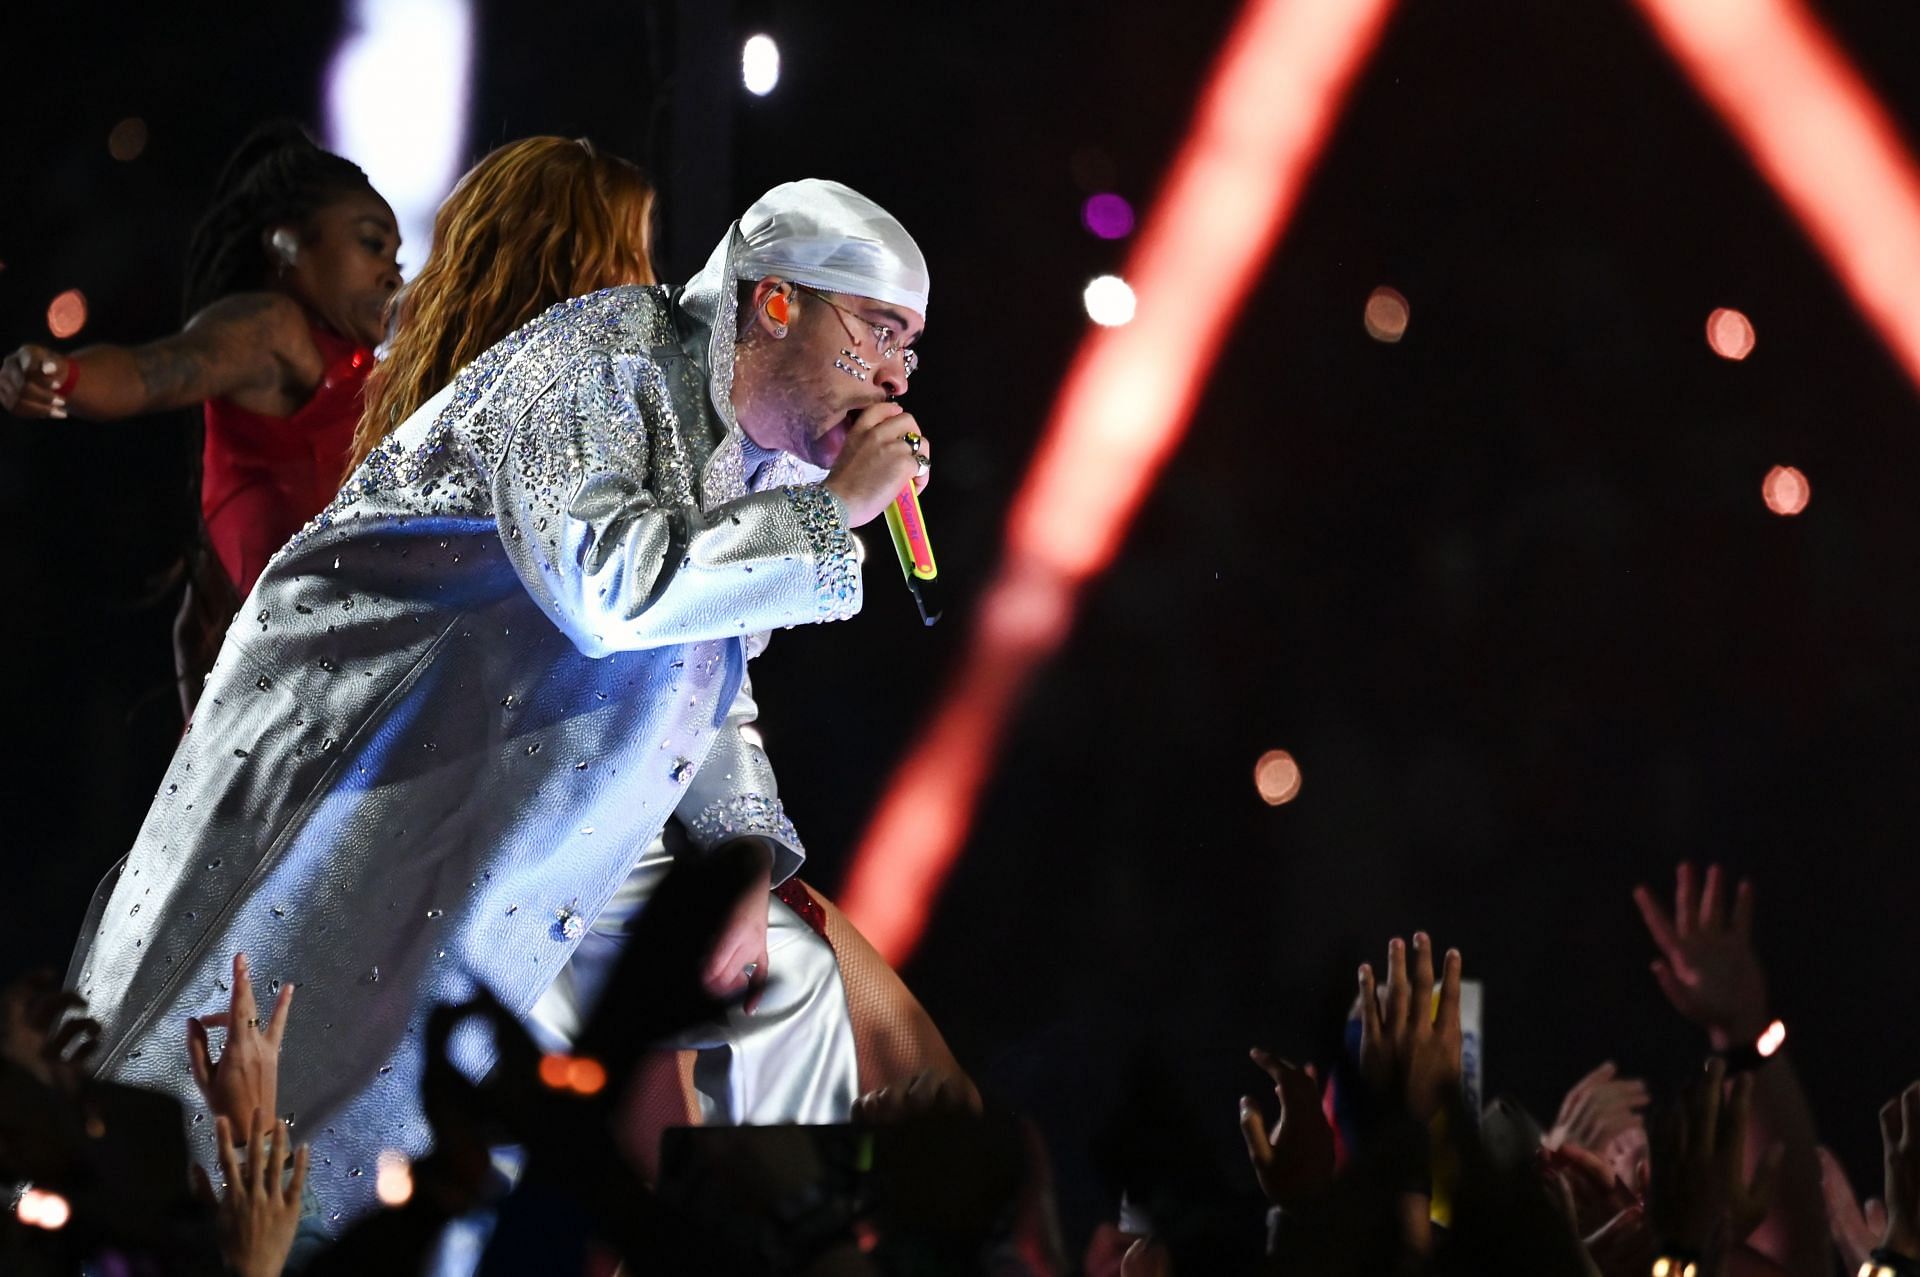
[765,290,790,330]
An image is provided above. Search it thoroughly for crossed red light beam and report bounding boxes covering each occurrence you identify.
[838,0,1401,961]
[842,0,1920,964]
[1630,0,1920,392]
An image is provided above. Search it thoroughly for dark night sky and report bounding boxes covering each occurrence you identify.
[5,0,1920,1245]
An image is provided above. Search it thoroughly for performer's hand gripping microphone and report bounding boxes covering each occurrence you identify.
[783,283,942,626]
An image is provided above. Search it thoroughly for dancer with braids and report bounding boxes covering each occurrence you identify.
[1,121,399,708]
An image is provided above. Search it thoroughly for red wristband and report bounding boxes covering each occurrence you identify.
[53,359,80,397]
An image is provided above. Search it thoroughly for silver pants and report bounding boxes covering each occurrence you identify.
[525,835,859,1124]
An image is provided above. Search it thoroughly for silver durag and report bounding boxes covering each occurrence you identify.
[680,177,931,432]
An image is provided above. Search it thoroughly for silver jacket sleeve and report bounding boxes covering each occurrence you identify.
[495,351,861,658]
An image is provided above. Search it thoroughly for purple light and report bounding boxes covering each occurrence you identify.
[1082,192,1136,240]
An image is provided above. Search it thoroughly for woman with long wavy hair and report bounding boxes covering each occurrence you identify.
[343,135,655,476]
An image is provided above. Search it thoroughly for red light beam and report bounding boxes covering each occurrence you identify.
[839,0,1401,961]
[1633,0,1920,392]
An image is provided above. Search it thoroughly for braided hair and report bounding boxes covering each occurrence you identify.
[181,120,378,319]
[170,124,378,718]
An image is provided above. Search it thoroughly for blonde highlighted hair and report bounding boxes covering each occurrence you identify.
[346,136,656,474]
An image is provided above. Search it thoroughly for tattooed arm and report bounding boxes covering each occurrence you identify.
[2,292,311,421]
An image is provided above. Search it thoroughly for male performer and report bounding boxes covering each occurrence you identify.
[67,179,930,1227]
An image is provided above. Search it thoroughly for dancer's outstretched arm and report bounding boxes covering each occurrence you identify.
[2,290,311,421]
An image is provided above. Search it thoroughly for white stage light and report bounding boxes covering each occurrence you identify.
[1083,275,1138,326]
[743,34,781,96]
[16,1188,71,1230]
[326,0,474,271]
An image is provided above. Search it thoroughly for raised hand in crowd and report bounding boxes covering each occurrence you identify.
[1636,865,1826,1277]
[1343,934,1463,1261]
[1357,931,1464,1121]
[1648,1058,1780,1274]
[1579,1193,1656,1277]
[1,969,100,1095]
[0,975,97,1198]
[1543,1140,1643,1241]
[193,1107,308,1277]
[1877,1081,1920,1262]
[1237,1048,1334,1209]
[187,951,294,1130]
[1119,1236,1173,1277]
[1818,1146,1888,1274]
[1634,863,1769,1050]
[413,992,523,1217]
[1546,1061,1651,1163]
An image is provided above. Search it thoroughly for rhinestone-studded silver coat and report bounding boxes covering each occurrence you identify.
[65,285,862,1228]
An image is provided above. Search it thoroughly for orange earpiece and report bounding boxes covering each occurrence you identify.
[765,293,790,325]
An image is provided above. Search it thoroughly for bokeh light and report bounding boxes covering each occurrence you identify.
[1706,307,1756,360]
[1634,0,1920,395]
[107,117,148,162]
[1762,465,1810,515]
[1083,275,1137,326]
[567,1055,608,1096]
[47,290,88,340]
[1082,193,1136,240]
[375,1150,413,1206]
[1757,1018,1788,1057]
[743,34,780,96]
[16,1188,71,1230]
[1254,749,1303,805]
[1364,286,1410,342]
[538,1050,607,1095]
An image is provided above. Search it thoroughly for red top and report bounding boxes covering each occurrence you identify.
[201,324,372,596]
